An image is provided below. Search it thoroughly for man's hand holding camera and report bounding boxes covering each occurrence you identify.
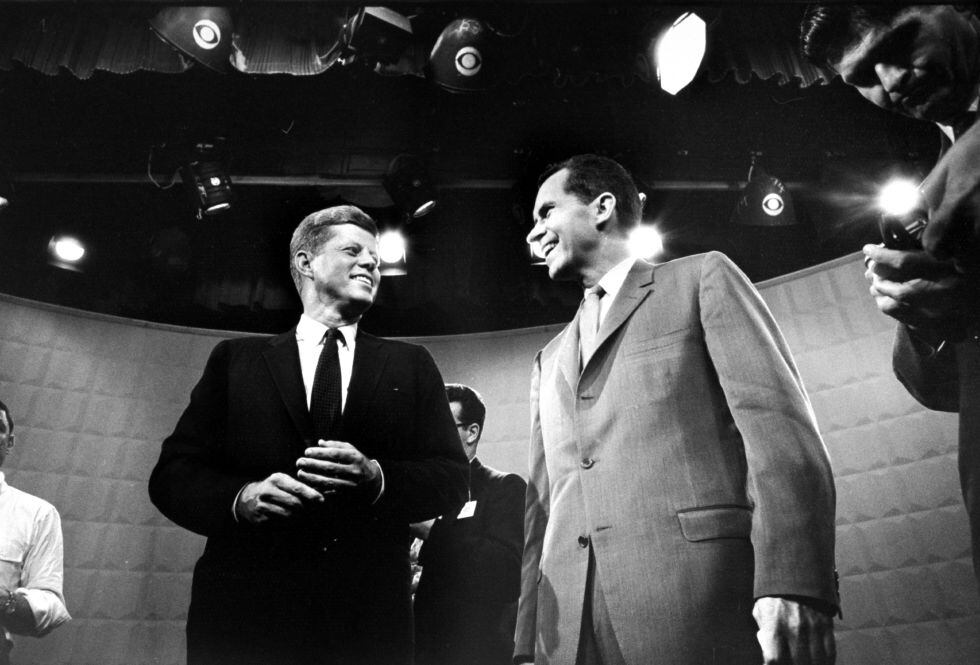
[862,245,977,340]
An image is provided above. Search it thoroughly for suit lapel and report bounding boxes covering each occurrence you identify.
[555,315,580,392]
[341,331,390,438]
[583,260,656,374]
[263,328,313,443]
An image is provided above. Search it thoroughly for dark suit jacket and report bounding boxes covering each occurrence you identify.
[894,324,980,586]
[413,458,526,665]
[148,328,468,665]
[516,253,837,665]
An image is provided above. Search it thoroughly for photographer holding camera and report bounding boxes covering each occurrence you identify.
[801,4,980,586]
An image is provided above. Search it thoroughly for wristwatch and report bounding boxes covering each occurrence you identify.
[0,591,17,619]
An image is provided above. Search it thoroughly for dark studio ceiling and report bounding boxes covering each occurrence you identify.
[0,2,940,336]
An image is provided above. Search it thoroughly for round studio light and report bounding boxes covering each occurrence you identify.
[655,12,707,95]
[629,225,664,260]
[50,235,85,263]
[878,179,922,217]
[761,192,785,216]
[379,230,407,264]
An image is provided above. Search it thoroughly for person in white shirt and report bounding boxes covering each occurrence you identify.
[0,400,71,665]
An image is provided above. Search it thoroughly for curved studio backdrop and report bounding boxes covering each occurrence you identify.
[1,252,977,665]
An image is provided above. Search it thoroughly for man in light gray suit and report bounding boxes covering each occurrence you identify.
[516,154,838,665]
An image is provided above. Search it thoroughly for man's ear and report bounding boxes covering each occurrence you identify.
[293,250,314,281]
[593,192,617,228]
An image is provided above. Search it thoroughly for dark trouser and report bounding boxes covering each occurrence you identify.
[1,636,12,665]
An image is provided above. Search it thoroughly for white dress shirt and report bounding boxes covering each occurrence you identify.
[0,472,71,639]
[295,313,358,411]
[231,314,383,520]
[590,256,636,327]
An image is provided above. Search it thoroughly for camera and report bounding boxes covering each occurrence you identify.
[878,182,927,250]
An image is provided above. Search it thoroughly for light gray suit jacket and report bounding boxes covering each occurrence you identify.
[515,252,837,665]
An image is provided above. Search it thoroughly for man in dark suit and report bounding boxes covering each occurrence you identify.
[516,155,838,665]
[801,4,980,586]
[412,383,526,665]
[148,205,468,665]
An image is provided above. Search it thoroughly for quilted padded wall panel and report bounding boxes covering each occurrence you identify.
[1,252,977,664]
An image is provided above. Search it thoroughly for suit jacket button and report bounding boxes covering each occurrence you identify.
[577,535,589,548]
[580,458,594,469]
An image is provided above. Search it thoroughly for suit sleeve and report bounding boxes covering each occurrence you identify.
[371,345,468,523]
[420,472,526,602]
[148,340,254,537]
[698,252,838,608]
[892,324,960,412]
[514,350,548,661]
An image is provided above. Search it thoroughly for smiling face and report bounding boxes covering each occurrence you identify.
[302,223,380,321]
[833,6,980,124]
[527,169,604,284]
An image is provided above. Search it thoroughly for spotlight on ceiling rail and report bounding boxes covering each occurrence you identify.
[378,229,408,276]
[339,6,414,66]
[428,18,497,93]
[180,140,233,219]
[47,235,86,272]
[149,6,235,73]
[653,11,707,95]
[731,154,797,227]
[383,154,437,219]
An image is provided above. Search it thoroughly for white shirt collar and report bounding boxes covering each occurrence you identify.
[0,471,6,493]
[593,256,636,302]
[296,313,358,347]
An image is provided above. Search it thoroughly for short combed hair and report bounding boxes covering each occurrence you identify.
[446,383,486,430]
[539,154,643,229]
[288,205,379,292]
[800,4,909,69]
[0,400,12,433]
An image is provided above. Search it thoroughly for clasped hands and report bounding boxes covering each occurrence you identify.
[235,440,382,524]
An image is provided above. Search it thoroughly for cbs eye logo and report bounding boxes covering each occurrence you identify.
[192,20,222,50]
[454,46,482,77]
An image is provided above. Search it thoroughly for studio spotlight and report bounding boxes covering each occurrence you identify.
[341,6,414,66]
[653,12,707,95]
[0,178,12,213]
[378,230,408,276]
[149,6,234,73]
[383,154,437,219]
[47,235,86,272]
[629,225,664,260]
[181,141,233,219]
[428,18,497,93]
[731,155,797,227]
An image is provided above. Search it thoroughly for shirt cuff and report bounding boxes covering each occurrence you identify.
[370,459,385,504]
[16,588,71,636]
[232,483,249,522]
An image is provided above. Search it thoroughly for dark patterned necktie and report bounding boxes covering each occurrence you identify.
[311,328,343,441]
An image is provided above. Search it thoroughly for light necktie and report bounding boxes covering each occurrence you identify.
[310,328,343,441]
[579,285,605,364]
